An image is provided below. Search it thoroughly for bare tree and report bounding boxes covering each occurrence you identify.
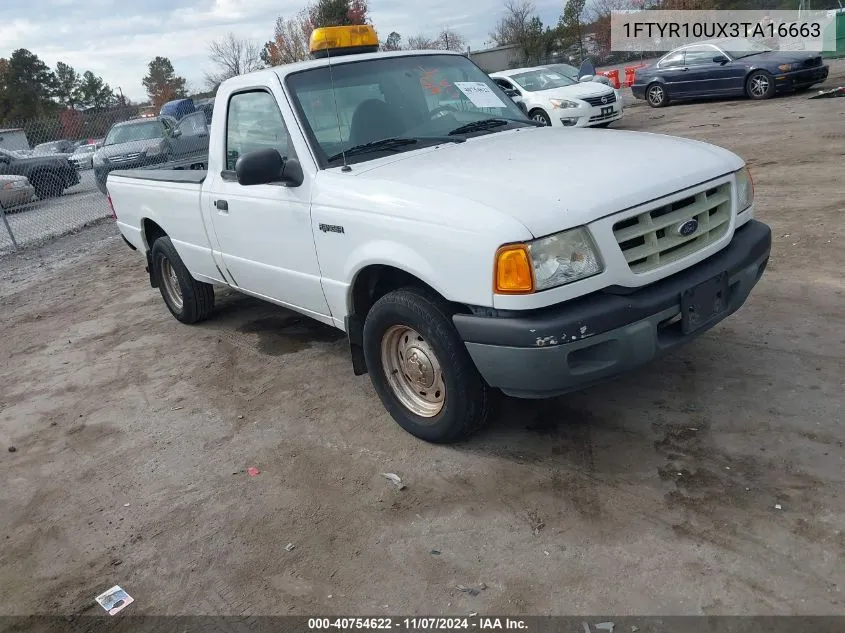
[205,33,263,90]
[261,10,314,67]
[489,0,536,46]
[406,34,439,49]
[436,28,467,52]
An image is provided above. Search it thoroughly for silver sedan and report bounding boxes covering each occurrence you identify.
[0,174,35,210]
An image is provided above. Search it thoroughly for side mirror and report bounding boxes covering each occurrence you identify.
[235,148,303,187]
[713,55,729,64]
[579,75,594,82]
[171,128,182,138]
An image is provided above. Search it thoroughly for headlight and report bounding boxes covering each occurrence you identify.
[777,63,797,72]
[495,227,603,294]
[93,153,104,166]
[549,98,580,109]
[146,144,164,157]
[736,167,754,212]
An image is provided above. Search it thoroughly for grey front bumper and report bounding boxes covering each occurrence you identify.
[454,220,771,399]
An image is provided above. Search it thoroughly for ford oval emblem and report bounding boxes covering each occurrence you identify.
[677,218,699,237]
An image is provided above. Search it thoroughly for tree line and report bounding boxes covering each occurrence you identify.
[0,50,118,125]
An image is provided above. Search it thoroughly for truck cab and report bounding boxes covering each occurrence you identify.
[108,25,771,443]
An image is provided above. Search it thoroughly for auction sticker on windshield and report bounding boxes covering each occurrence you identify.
[454,82,507,108]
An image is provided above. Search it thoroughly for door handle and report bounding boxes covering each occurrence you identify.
[680,67,689,71]
[215,199,228,211]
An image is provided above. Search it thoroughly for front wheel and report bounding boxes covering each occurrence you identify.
[362,288,490,443]
[34,174,64,199]
[746,70,775,100]
[529,109,551,126]
[151,236,215,324]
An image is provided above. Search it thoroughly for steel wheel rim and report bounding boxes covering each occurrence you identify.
[160,257,183,311]
[532,112,548,125]
[380,325,445,419]
[648,85,664,105]
[750,75,769,97]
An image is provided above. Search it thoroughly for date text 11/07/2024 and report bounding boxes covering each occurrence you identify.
[307,618,529,630]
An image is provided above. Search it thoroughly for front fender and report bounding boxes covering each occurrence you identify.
[344,240,444,309]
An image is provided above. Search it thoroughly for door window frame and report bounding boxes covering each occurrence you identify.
[222,87,297,182]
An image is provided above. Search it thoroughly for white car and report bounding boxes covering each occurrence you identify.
[107,27,770,444]
[490,67,623,128]
[69,143,97,170]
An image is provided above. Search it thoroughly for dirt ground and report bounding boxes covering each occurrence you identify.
[1,61,844,618]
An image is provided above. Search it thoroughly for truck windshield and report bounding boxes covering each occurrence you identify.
[104,121,164,146]
[285,54,533,167]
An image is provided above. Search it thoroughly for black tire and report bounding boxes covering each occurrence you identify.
[529,109,551,126]
[33,173,64,199]
[150,236,214,324]
[646,82,669,108]
[362,288,490,443]
[746,70,775,100]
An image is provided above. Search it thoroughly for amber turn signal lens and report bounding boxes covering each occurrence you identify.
[495,244,534,294]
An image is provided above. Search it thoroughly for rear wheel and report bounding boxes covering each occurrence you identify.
[33,173,64,199]
[362,288,490,443]
[150,236,214,324]
[646,82,669,107]
[746,70,775,99]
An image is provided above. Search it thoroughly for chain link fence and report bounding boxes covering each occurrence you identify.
[0,104,210,255]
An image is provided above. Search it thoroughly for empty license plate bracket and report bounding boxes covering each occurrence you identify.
[681,272,730,334]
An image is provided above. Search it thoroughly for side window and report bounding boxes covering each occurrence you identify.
[659,52,685,69]
[179,112,208,136]
[494,78,516,91]
[684,47,717,66]
[226,90,295,171]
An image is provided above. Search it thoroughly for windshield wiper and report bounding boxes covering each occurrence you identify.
[327,136,464,163]
[448,118,543,136]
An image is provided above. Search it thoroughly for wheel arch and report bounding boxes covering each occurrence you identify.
[344,262,471,376]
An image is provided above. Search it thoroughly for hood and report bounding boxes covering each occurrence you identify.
[740,50,821,64]
[0,174,28,183]
[532,81,614,101]
[351,127,744,237]
[12,153,69,167]
[98,137,164,159]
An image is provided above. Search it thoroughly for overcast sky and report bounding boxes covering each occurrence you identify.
[1,0,563,102]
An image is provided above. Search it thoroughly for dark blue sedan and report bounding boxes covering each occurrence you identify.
[632,38,829,107]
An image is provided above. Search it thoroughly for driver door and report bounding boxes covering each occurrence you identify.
[205,89,330,318]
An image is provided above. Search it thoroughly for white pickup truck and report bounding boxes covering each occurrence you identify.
[108,26,771,443]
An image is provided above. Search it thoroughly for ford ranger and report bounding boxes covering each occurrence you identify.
[107,25,771,443]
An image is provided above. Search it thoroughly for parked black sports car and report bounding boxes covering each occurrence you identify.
[0,147,80,199]
[632,38,829,107]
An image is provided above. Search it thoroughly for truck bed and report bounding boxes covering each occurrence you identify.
[108,170,223,286]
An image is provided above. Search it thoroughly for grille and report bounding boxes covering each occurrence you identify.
[804,56,822,68]
[613,182,732,274]
[589,110,617,122]
[583,92,616,107]
[110,152,142,163]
